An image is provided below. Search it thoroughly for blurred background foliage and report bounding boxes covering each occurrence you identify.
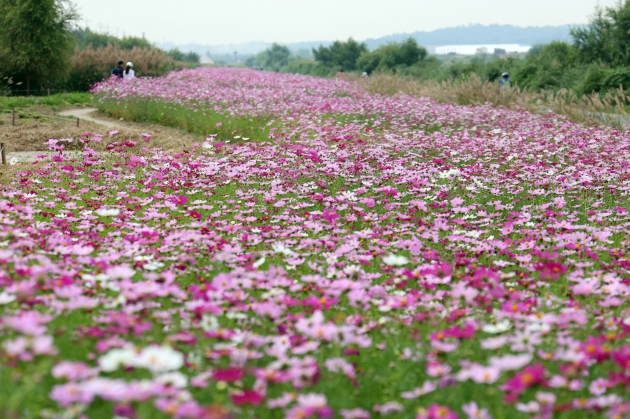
[4,0,630,100]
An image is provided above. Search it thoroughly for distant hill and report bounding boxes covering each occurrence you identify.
[156,24,577,57]
[365,24,575,50]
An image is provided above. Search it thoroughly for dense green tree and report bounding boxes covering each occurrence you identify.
[244,56,256,67]
[80,30,117,49]
[571,0,630,66]
[255,43,291,70]
[118,36,152,50]
[184,51,200,63]
[282,59,332,77]
[0,0,79,94]
[167,48,186,61]
[312,38,367,71]
[74,28,152,50]
[357,38,427,74]
[165,48,200,63]
[516,41,578,90]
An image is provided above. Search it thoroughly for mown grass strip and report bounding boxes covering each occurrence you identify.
[96,97,276,142]
[0,93,94,112]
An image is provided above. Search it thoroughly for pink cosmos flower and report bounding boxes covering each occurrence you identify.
[502,363,546,401]
[171,195,189,205]
[49,382,94,407]
[374,402,404,415]
[212,367,245,383]
[462,402,491,419]
[416,404,459,419]
[340,408,370,419]
[231,389,264,406]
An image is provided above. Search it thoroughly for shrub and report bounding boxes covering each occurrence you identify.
[282,59,333,77]
[166,48,200,63]
[357,38,428,74]
[59,45,182,92]
[312,38,368,71]
[356,72,630,126]
[254,43,291,71]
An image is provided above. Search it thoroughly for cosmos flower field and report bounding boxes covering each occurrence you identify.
[3,67,630,419]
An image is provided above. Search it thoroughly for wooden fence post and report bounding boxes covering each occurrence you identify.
[12,109,16,126]
[1,143,6,165]
[77,118,80,128]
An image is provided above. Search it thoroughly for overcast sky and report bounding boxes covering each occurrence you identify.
[73,0,619,45]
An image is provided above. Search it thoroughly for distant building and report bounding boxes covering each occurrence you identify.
[200,54,215,65]
[435,44,531,55]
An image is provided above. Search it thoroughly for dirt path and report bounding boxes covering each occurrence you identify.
[4,108,119,163]
[3,108,200,163]
[57,108,120,129]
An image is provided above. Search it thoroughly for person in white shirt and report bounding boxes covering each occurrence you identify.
[123,62,135,79]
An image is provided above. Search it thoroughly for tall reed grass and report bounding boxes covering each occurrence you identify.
[354,73,630,127]
[64,45,183,92]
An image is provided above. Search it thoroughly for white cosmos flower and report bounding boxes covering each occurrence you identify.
[482,320,512,334]
[272,244,295,256]
[253,256,265,268]
[382,254,409,266]
[133,345,184,373]
[98,347,137,372]
[9,157,17,166]
[155,372,188,388]
[143,261,165,271]
[95,208,120,217]
[199,314,219,332]
[526,322,551,333]
[0,292,16,305]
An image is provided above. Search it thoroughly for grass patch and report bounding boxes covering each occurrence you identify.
[96,97,276,142]
[0,93,94,112]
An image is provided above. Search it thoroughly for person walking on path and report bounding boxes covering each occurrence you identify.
[123,62,135,80]
[499,72,512,89]
[111,60,125,79]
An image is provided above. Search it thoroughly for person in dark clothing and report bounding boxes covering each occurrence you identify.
[499,72,512,89]
[111,61,125,79]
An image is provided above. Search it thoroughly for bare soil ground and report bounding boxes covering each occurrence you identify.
[0,107,203,154]
[0,106,207,183]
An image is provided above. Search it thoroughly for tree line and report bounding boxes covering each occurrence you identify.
[249,0,630,96]
[0,0,200,95]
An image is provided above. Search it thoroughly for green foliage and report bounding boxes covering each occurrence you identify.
[580,66,630,95]
[80,31,117,49]
[292,48,313,59]
[312,38,368,71]
[254,43,291,70]
[60,45,181,92]
[281,59,334,77]
[185,51,201,63]
[117,36,152,50]
[514,42,578,90]
[0,0,79,94]
[0,92,92,111]
[244,56,255,67]
[166,48,200,63]
[571,0,630,66]
[74,27,152,50]
[96,96,276,141]
[357,38,428,74]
